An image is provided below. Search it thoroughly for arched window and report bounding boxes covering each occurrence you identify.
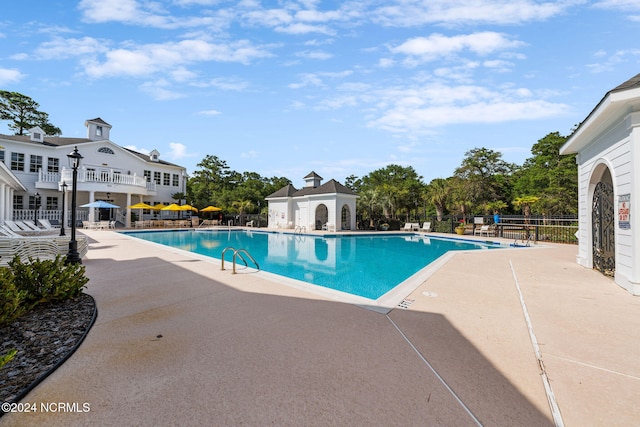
[98,147,115,155]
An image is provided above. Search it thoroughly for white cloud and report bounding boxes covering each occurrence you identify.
[593,0,640,11]
[295,50,333,60]
[82,39,274,78]
[240,150,259,158]
[366,83,570,132]
[124,144,150,155]
[0,68,24,85]
[78,0,226,29]
[139,80,185,100]
[372,0,570,26]
[275,22,335,35]
[390,32,524,63]
[33,37,108,60]
[197,109,222,115]
[167,142,198,160]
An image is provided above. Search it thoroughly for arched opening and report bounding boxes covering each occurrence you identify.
[314,204,328,230]
[591,167,615,277]
[341,204,351,230]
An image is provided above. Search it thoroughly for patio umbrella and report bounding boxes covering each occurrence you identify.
[80,200,120,208]
[127,202,155,209]
[151,204,166,210]
[161,203,182,211]
[200,205,222,212]
[179,204,198,212]
[127,202,155,224]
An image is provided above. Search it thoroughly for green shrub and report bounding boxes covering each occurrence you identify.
[0,349,18,368]
[8,255,89,304]
[0,267,26,326]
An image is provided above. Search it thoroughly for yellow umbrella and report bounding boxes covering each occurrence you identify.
[180,204,198,212]
[161,203,182,211]
[127,202,155,209]
[151,203,166,210]
[201,205,222,212]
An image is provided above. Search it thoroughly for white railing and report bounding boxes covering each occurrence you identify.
[12,209,89,225]
[59,169,149,189]
[38,170,60,183]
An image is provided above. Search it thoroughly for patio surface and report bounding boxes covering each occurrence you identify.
[2,229,639,426]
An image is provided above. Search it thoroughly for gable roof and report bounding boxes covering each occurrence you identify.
[266,179,356,199]
[293,179,356,196]
[85,117,111,126]
[561,72,640,154]
[304,171,323,180]
[266,184,298,198]
[0,133,182,168]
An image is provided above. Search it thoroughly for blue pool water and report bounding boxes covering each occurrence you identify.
[124,230,503,300]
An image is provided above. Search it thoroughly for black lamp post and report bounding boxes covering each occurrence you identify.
[34,192,41,224]
[60,182,67,236]
[66,146,83,264]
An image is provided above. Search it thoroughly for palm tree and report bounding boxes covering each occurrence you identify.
[357,188,379,229]
[427,178,450,221]
[513,196,540,225]
[232,200,253,225]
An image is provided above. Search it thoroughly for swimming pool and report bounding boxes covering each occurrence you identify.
[124,229,503,300]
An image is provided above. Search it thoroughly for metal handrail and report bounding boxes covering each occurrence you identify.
[232,249,259,274]
[220,246,260,274]
[294,225,305,235]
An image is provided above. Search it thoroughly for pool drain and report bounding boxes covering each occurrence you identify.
[397,298,415,309]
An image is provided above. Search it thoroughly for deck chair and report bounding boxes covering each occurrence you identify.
[4,220,43,235]
[17,220,45,232]
[421,222,431,232]
[403,223,413,231]
[37,219,58,231]
[474,225,495,237]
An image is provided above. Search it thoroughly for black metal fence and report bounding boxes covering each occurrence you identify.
[427,215,578,244]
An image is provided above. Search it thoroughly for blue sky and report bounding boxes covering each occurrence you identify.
[1,1,639,188]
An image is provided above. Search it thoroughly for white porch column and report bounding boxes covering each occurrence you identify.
[88,191,95,222]
[126,193,132,228]
[0,183,6,223]
[7,188,14,221]
[62,189,68,228]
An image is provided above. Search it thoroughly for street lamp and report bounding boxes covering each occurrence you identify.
[34,192,41,224]
[59,182,67,236]
[66,146,83,264]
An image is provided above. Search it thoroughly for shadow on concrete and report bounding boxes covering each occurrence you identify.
[6,243,551,426]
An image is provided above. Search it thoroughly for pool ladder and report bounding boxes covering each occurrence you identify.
[220,246,260,274]
[294,225,306,235]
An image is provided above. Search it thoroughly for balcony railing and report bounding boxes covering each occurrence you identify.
[39,169,155,191]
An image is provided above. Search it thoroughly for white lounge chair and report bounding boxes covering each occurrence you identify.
[3,220,44,235]
[322,223,335,232]
[37,219,58,231]
[474,225,495,237]
[421,222,431,232]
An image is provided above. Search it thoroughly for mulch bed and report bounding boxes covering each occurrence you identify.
[0,293,96,408]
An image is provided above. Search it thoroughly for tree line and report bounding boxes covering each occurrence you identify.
[346,132,577,227]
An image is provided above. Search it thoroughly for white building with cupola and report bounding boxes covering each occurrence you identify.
[266,171,358,231]
[0,118,187,228]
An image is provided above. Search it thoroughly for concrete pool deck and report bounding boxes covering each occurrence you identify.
[3,229,639,426]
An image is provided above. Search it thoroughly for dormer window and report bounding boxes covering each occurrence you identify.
[149,149,160,162]
[28,126,46,142]
[98,147,115,155]
[96,126,103,137]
